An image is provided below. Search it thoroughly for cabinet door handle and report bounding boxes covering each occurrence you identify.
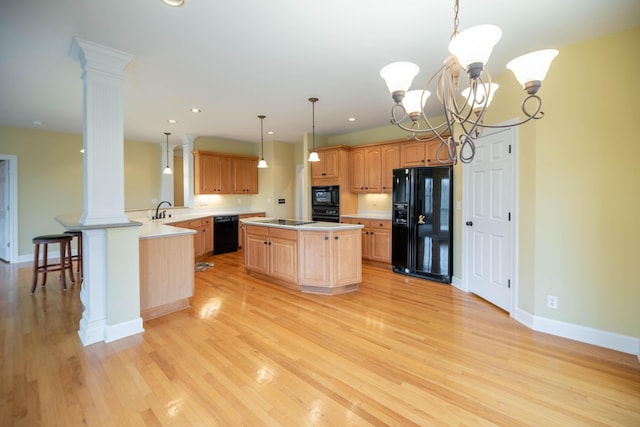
[324,236,329,240]
[334,236,339,240]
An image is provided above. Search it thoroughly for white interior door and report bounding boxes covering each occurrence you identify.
[0,160,9,261]
[464,128,515,312]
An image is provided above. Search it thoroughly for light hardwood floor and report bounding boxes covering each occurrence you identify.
[1,252,639,426]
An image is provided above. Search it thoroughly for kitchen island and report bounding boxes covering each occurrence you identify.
[241,218,364,294]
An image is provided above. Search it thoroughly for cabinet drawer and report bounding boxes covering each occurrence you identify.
[269,228,297,240]
[189,219,202,228]
[201,217,212,226]
[246,225,269,237]
[371,220,391,229]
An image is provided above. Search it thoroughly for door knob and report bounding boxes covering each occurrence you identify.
[465,221,473,226]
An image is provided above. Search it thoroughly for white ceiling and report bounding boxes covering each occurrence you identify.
[1,0,639,145]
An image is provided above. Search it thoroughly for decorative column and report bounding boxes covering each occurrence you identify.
[160,141,177,204]
[70,37,143,346]
[180,135,196,208]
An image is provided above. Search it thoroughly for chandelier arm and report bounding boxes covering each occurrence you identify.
[458,134,476,164]
[469,95,544,130]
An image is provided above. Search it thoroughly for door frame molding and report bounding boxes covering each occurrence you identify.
[0,154,18,263]
[461,120,519,316]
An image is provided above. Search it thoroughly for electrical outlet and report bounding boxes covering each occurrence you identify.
[547,295,558,309]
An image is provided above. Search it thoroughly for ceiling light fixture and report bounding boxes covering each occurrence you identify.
[161,0,185,7]
[163,132,173,175]
[307,97,320,163]
[257,115,268,169]
[380,0,558,164]
[167,119,177,124]
[190,108,201,113]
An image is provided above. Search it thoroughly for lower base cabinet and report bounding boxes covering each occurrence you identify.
[171,217,213,258]
[343,218,391,264]
[298,229,361,293]
[244,225,361,294]
[245,226,298,284]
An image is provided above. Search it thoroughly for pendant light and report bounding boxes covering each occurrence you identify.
[307,97,320,162]
[163,132,173,175]
[257,115,268,168]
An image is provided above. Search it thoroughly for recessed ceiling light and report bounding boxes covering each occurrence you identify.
[167,119,178,124]
[32,120,42,126]
[190,108,201,113]
[161,0,185,7]
[267,131,274,135]
[347,117,357,122]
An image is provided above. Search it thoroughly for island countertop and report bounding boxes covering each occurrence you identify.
[240,217,364,231]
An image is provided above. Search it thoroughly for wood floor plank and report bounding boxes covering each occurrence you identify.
[1,252,639,426]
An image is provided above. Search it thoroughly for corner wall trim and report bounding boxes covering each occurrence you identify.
[515,308,640,357]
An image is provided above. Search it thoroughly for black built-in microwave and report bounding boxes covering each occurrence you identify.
[311,185,339,206]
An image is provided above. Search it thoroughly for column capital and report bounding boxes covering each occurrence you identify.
[70,37,134,76]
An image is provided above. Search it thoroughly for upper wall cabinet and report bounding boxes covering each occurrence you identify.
[400,140,453,167]
[350,146,382,193]
[310,146,351,188]
[194,151,259,195]
[381,144,400,192]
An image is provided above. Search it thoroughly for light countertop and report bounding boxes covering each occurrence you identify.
[138,221,197,240]
[241,217,363,231]
[341,213,392,221]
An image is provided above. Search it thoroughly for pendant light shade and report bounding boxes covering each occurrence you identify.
[257,115,268,168]
[163,132,173,175]
[308,97,320,162]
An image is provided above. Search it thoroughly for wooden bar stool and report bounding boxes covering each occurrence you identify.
[64,230,83,279]
[31,234,75,294]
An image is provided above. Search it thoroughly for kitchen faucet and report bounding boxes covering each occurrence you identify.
[154,200,172,220]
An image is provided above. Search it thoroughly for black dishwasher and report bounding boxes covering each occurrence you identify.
[213,215,239,254]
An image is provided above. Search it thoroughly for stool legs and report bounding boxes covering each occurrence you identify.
[30,237,76,294]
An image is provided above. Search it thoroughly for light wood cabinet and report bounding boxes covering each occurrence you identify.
[234,157,259,194]
[400,141,427,167]
[298,229,362,292]
[381,144,400,192]
[238,212,265,249]
[310,149,339,181]
[194,151,258,195]
[342,218,391,264]
[350,146,382,193]
[172,217,213,258]
[427,140,453,165]
[245,225,298,284]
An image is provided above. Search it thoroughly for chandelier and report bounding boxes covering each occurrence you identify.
[380,0,558,164]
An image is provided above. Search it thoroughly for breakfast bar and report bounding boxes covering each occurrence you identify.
[241,218,364,294]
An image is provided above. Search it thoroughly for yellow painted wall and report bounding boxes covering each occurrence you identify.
[328,26,640,338]
[0,127,162,256]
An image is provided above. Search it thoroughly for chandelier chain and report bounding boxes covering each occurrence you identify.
[451,0,460,40]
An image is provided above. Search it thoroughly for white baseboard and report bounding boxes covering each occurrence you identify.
[515,308,640,358]
[17,249,80,264]
[451,275,464,290]
[105,317,144,343]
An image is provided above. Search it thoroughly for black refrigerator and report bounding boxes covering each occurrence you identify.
[392,166,453,283]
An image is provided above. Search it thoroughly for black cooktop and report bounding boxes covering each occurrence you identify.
[258,219,316,226]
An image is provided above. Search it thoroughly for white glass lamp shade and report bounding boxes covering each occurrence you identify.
[163,166,173,175]
[379,62,420,94]
[403,90,430,115]
[257,158,268,168]
[461,83,499,110]
[308,151,320,162]
[448,25,502,68]
[506,49,559,86]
